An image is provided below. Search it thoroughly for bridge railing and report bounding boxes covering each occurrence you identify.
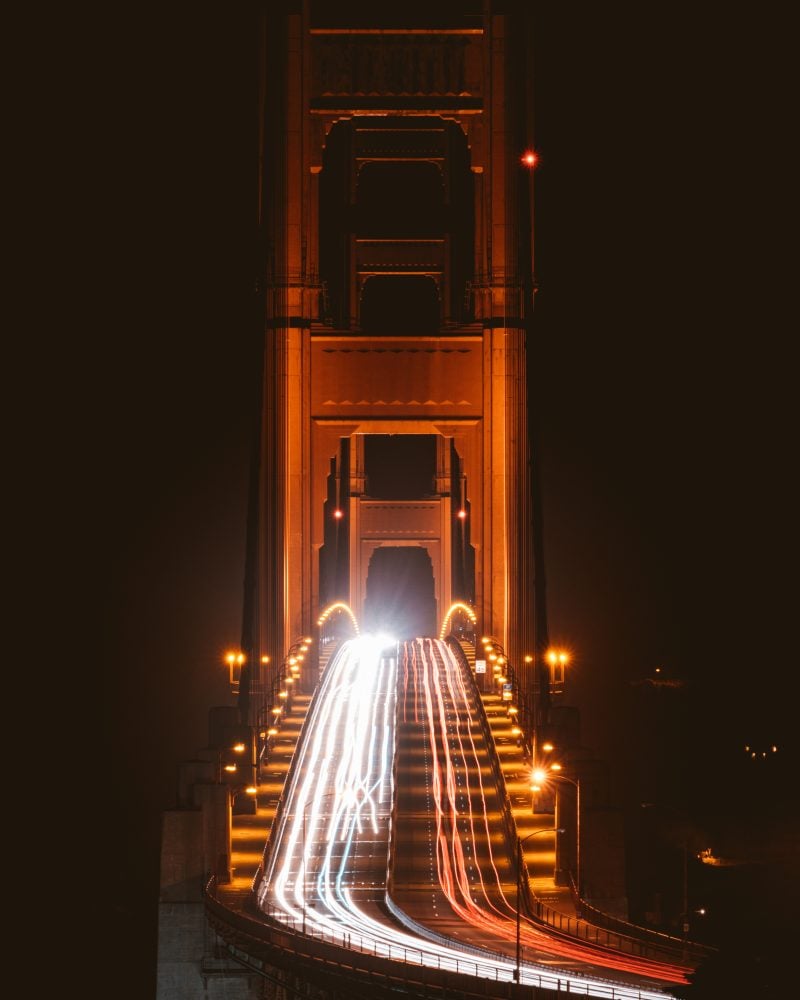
[252,641,325,895]
[206,875,651,1000]
[557,888,717,963]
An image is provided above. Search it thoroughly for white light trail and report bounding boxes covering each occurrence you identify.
[256,636,673,999]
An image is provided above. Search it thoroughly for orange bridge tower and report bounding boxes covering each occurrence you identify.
[243,2,547,737]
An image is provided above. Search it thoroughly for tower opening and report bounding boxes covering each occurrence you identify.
[364,546,436,639]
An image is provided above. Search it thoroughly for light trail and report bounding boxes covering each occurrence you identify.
[256,636,676,998]
[401,638,691,988]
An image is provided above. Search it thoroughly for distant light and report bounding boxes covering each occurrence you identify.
[524,655,533,663]
[267,727,278,736]
[224,763,237,772]
[511,726,521,736]
[272,707,282,716]
[333,509,344,519]
[261,655,270,664]
[232,743,246,753]
[521,150,538,168]
[550,762,562,772]
[457,509,467,519]
[304,637,313,644]
[532,768,548,784]
[245,786,258,796]
[772,745,778,752]
[542,742,554,752]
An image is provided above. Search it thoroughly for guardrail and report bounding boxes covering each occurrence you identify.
[206,876,666,1000]
[567,895,716,963]
[253,649,325,893]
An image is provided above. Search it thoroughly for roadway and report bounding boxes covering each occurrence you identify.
[255,636,689,998]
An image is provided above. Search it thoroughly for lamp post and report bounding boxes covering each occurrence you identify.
[543,764,581,912]
[515,827,564,982]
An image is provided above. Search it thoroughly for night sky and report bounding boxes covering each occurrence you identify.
[98,5,797,997]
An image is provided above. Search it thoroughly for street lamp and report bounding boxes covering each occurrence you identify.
[515,827,564,982]
[530,767,548,814]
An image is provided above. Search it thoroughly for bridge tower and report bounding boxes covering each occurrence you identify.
[244,2,547,734]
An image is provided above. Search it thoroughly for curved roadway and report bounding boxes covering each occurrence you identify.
[256,636,690,998]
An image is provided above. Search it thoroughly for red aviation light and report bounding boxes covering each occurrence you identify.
[521,150,538,168]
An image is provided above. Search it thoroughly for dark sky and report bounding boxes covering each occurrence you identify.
[97,5,796,996]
